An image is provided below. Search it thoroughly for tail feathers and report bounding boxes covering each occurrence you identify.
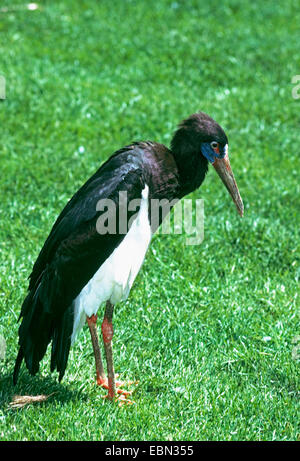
[13,290,53,384]
[50,304,74,381]
[13,284,74,384]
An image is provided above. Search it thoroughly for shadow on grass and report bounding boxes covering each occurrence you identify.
[0,369,88,410]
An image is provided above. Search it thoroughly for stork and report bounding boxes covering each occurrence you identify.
[13,112,243,404]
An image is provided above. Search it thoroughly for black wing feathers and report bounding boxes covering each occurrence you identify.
[14,145,148,384]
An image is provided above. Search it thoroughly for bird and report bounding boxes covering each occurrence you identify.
[13,112,244,404]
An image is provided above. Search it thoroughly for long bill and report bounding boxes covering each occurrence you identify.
[213,153,244,217]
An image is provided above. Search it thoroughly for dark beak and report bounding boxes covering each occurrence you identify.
[213,153,244,217]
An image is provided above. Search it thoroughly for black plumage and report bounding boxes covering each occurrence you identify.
[13,112,243,397]
[14,142,179,383]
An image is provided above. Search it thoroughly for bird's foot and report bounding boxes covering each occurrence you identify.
[97,373,138,405]
[102,393,135,407]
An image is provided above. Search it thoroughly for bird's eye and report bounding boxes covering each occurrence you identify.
[210,141,219,150]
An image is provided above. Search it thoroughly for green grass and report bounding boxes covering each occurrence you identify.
[0,0,299,441]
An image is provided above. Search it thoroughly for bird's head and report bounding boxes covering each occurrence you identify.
[171,112,244,216]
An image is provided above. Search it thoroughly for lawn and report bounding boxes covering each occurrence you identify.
[0,0,299,441]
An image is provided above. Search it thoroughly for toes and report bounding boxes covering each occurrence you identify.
[116,394,135,406]
[101,394,135,406]
[97,377,109,388]
[116,388,132,396]
[97,373,138,404]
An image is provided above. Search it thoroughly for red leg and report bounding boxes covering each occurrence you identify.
[86,311,136,402]
[101,301,135,405]
[86,314,106,385]
[101,302,116,399]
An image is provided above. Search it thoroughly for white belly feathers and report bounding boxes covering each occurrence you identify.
[71,185,152,343]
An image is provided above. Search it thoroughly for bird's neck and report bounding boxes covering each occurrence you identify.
[172,148,208,198]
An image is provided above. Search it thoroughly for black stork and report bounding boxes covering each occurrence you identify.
[13,112,243,404]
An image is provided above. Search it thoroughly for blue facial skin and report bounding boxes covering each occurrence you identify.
[201,142,226,163]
